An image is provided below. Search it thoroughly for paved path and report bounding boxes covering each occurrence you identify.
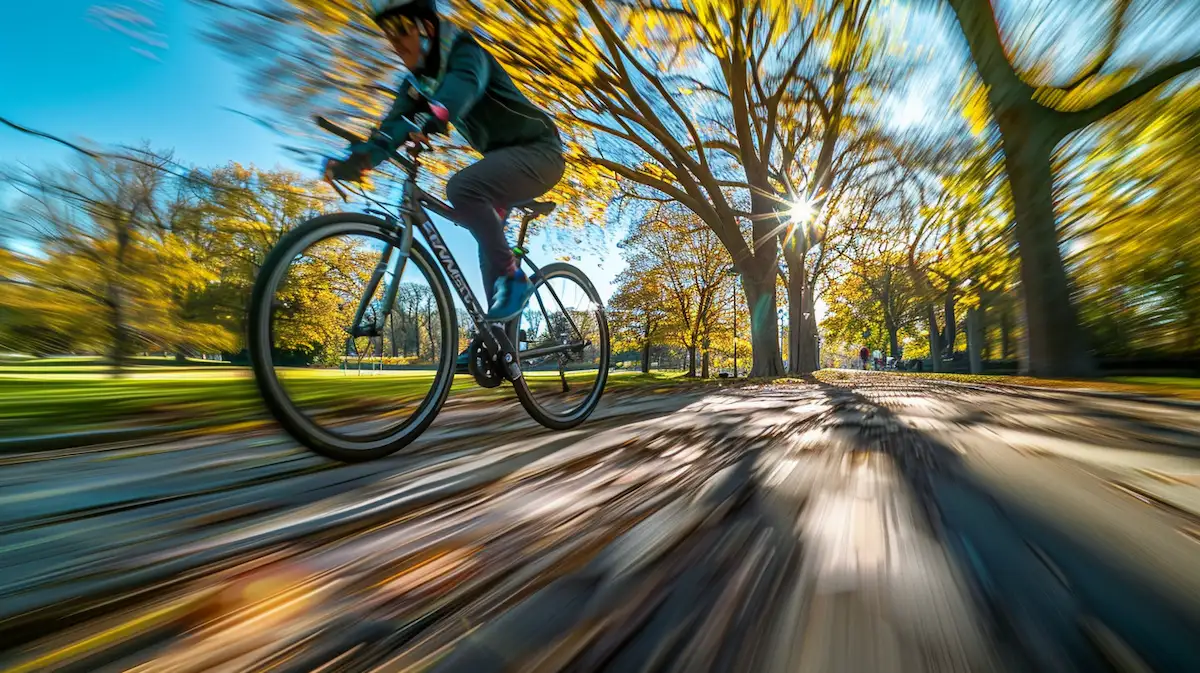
[2,373,1199,672]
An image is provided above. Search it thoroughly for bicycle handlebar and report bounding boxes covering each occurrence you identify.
[314,115,425,167]
[315,116,366,145]
[314,116,427,206]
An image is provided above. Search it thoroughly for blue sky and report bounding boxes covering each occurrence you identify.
[0,1,288,167]
[0,0,624,302]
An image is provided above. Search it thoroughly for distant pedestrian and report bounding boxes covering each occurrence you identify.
[859,347,869,370]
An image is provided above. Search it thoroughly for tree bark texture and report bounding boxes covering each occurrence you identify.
[999,118,1095,376]
[943,292,957,356]
[967,306,984,374]
[927,305,943,373]
[744,268,784,377]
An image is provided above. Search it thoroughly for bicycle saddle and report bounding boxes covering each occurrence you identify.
[517,200,556,218]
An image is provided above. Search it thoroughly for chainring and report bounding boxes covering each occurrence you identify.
[467,336,504,388]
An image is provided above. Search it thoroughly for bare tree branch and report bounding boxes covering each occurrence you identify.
[1062,52,1200,130]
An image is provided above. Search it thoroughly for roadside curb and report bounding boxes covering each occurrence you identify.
[0,419,271,455]
[826,370,1200,411]
[0,425,190,454]
[929,378,1200,411]
[1014,384,1200,409]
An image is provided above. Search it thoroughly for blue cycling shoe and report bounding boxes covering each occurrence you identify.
[486,271,534,321]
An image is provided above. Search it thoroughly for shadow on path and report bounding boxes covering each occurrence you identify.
[811,376,1200,673]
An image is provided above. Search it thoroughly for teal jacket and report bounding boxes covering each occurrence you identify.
[348,28,559,168]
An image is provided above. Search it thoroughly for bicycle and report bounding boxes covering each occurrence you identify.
[247,112,610,462]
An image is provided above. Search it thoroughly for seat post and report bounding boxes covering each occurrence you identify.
[516,212,534,251]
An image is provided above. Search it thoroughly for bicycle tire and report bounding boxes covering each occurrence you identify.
[248,212,457,462]
[512,263,610,429]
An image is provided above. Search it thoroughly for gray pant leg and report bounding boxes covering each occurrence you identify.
[445,141,565,304]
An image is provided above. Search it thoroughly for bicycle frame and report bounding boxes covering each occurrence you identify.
[342,154,589,381]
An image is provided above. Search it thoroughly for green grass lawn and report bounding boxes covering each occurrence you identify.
[0,355,234,371]
[1108,376,1200,390]
[0,363,711,439]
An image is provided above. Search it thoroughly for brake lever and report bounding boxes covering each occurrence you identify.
[322,158,350,202]
[329,179,349,202]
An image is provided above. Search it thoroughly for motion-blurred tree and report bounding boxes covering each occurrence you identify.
[455,0,882,376]
[0,152,230,373]
[943,0,1200,376]
[177,162,336,350]
[852,243,921,361]
[387,283,444,361]
[905,137,1016,368]
[0,150,346,369]
[201,0,892,375]
[766,0,899,375]
[620,203,731,377]
[609,267,670,374]
[1065,83,1200,357]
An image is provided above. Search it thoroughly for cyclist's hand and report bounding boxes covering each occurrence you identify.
[324,158,365,183]
[406,131,431,155]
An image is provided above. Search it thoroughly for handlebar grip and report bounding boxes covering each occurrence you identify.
[315,116,365,145]
[314,115,422,170]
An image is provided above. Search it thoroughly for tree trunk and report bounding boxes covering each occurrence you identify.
[686,344,697,377]
[1015,262,1032,375]
[1000,117,1095,376]
[389,317,399,357]
[423,299,435,362]
[785,260,802,374]
[108,300,129,378]
[799,279,818,374]
[981,305,993,361]
[944,0,1097,377]
[743,267,784,377]
[701,341,710,378]
[967,306,984,374]
[927,305,943,373]
[400,314,410,357]
[107,225,132,378]
[640,320,652,373]
[1000,304,1012,360]
[943,293,957,356]
[784,257,816,375]
[888,325,901,363]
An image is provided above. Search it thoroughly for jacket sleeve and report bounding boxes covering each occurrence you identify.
[337,37,489,175]
[430,36,490,123]
[339,80,420,173]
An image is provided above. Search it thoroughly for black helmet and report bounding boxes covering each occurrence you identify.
[371,0,437,25]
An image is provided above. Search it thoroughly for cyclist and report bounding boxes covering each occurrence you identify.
[326,0,565,368]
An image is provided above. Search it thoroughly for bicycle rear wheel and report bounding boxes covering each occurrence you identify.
[512,263,609,429]
[248,213,457,462]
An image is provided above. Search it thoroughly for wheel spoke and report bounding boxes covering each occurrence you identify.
[515,265,609,427]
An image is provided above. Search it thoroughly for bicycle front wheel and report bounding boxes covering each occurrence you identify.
[248,213,457,462]
[512,263,610,429]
